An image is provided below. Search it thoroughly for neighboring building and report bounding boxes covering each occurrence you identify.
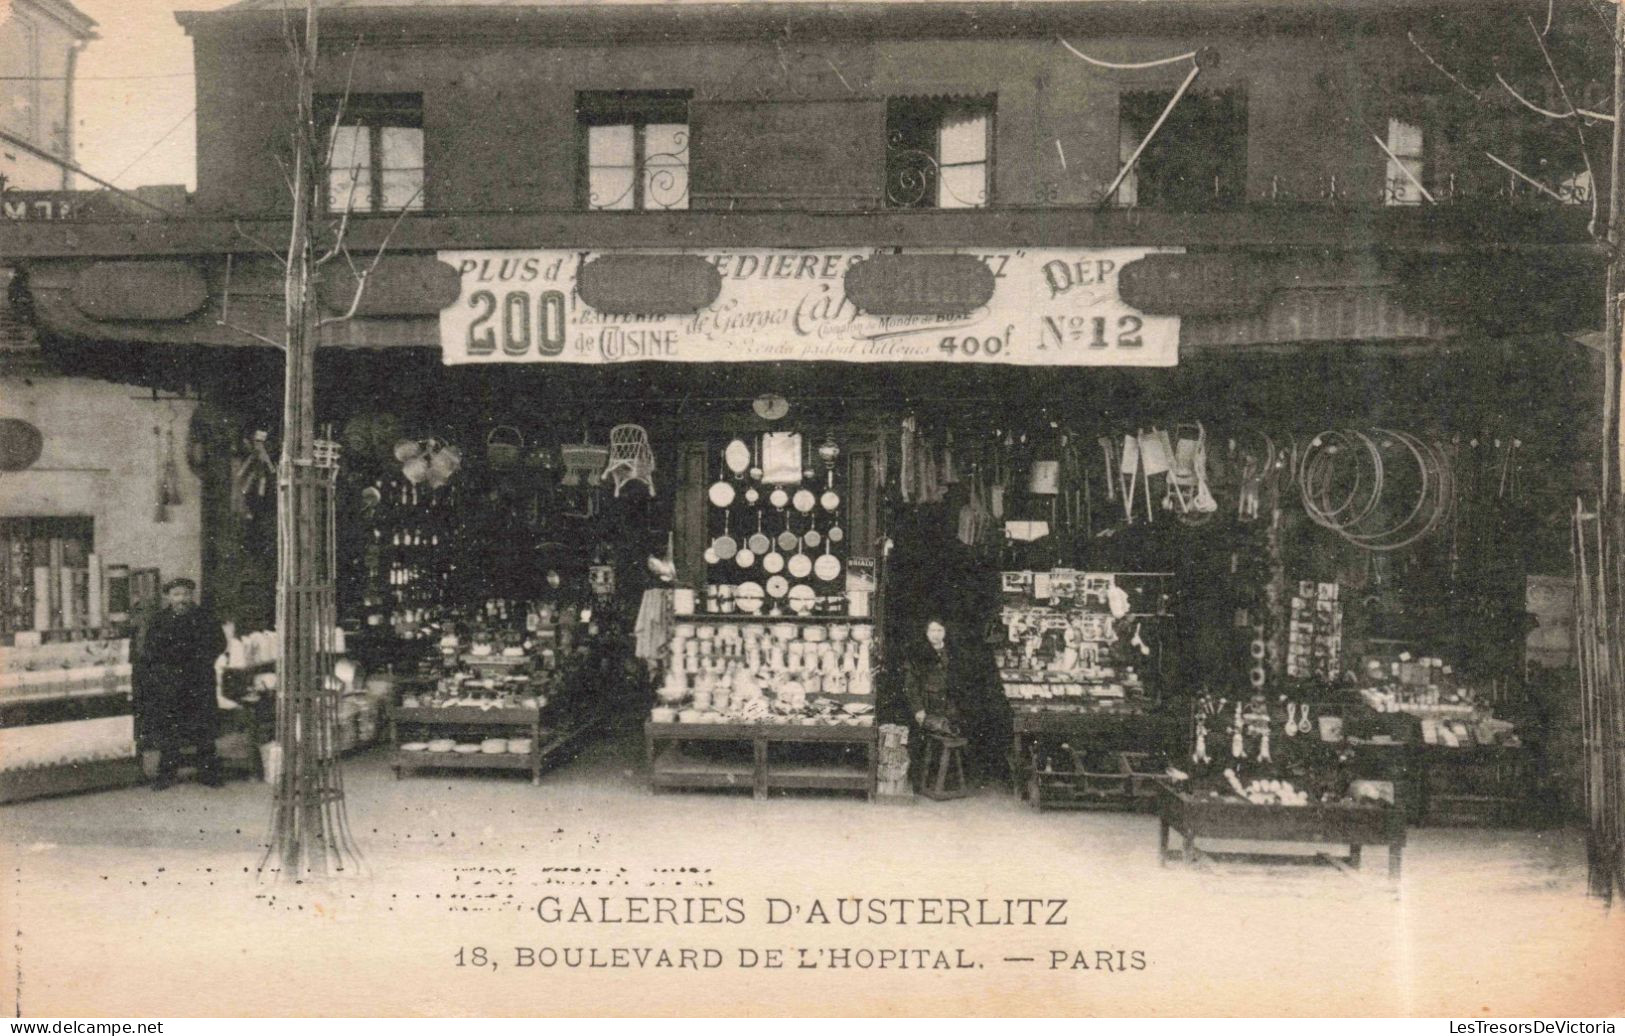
[0,0,97,190]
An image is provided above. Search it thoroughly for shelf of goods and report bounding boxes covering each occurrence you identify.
[1157,785,1407,878]
[389,647,605,785]
[1356,659,1539,827]
[1160,694,1407,876]
[647,615,878,799]
[996,569,1171,810]
[0,635,143,803]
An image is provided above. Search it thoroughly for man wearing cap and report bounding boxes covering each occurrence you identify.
[134,578,228,789]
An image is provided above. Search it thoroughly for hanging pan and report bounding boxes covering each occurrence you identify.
[827,521,844,544]
[766,574,790,599]
[793,487,816,514]
[724,438,751,477]
[788,583,816,615]
[736,581,765,614]
[708,447,736,508]
[787,530,813,579]
[711,511,737,561]
[777,509,800,553]
[803,519,822,550]
[769,486,790,510]
[762,515,786,574]
[814,539,842,582]
[735,543,756,569]
[747,511,772,556]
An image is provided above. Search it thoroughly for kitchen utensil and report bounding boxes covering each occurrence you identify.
[803,433,816,481]
[827,520,844,543]
[486,426,524,469]
[748,512,771,556]
[711,511,737,561]
[745,484,760,505]
[793,487,816,513]
[704,543,720,565]
[766,575,790,599]
[803,519,822,549]
[788,530,813,578]
[777,509,799,552]
[769,486,790,509]
[708,448,736,508]
[788,584,816,614]
[724,438,751,477]
[750,434,764,482]
[735,544,756,569]
[736,581,765,613]
[813,539,841,581]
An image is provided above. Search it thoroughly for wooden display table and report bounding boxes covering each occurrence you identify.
[390,702,605,785]
[645,720,877,800]
[1009,705,1177,809]
[1157,785,1406,878]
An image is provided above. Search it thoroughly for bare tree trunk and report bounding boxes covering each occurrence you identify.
[263,0,360,880]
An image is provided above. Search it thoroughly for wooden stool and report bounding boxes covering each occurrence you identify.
[919,733,970,801]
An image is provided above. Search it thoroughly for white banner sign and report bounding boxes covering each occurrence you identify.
[437,247,1179,367]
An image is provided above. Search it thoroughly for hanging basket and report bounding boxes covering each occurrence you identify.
[486,426,524,470]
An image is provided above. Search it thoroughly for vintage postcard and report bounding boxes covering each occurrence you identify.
[2,0,1624,1019]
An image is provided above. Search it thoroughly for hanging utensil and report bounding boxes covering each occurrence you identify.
[711,510,737,561]
[788,583,816,615]
[777,508,799,553]
[827,518,844,544]
[735,542,756,569]
[814,538,841,582]
[803,514,823,550]
[736,581,765,614]
[788,526,813,579]
[708,447,736,508]
[750,433,764,483]
[748,511,772,556]
[769,485,790,510]
[766,574,789,599]
[724,438,751,477]
[793,486,816,514]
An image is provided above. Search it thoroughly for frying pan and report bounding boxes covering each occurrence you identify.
[814,539,841,582]
[762,538,785,575]
[787,531,813,579]
[736,582,765,614]
[711,511,737,561]
[766,574,790,599]
[735,543,756,569]
[708,448,736,509]
[724,438,751,477]
[792,487,816,514]
[827,520,844,544]
[769,486,790,510]
[747,512,772,556]
[788,583,816,614]
[777,509,800,552]
[704,543,720,565]
[821,460,840,511]
[803,520,822,550]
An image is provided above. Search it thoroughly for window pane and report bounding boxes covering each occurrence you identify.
[1386,156,1425,206]
[588,166,636,209]
[938,111,987,165]
[380,168,425,211]
[1115,122,1139,208]
[643,123,689,210]
[588,124,635,167]
[380,126,424,170]
[938,162,987,209]
[1387,118,1423,159]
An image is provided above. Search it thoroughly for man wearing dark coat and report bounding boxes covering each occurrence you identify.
[134,578,227,789]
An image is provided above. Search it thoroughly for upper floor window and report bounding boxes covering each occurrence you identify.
[578,91,690,211]
[1384,118,1428,206]
[1116,88,1246,210]
[885,97,993,209]
[321,94,425,214]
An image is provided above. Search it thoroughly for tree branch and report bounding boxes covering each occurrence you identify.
[313,183,423,328]
[217,319,287,350]
[1406,31,1485,102]
[233,219,288,264]
[1528,14,1602,234]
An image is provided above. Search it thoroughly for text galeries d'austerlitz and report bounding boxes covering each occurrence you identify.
[478,896,1149,972]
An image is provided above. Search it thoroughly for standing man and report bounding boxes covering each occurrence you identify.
[134,578,228,789]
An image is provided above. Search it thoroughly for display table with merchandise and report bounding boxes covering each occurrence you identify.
[1010,704,1178,810]
[1157,785,1407,877]
[645,720,877,800]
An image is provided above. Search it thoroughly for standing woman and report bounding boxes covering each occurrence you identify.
[134,578,228,789]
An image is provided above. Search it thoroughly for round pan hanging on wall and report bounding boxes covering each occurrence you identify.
[0,418,44,472]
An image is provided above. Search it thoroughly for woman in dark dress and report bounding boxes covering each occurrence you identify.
[133,578,227,789]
